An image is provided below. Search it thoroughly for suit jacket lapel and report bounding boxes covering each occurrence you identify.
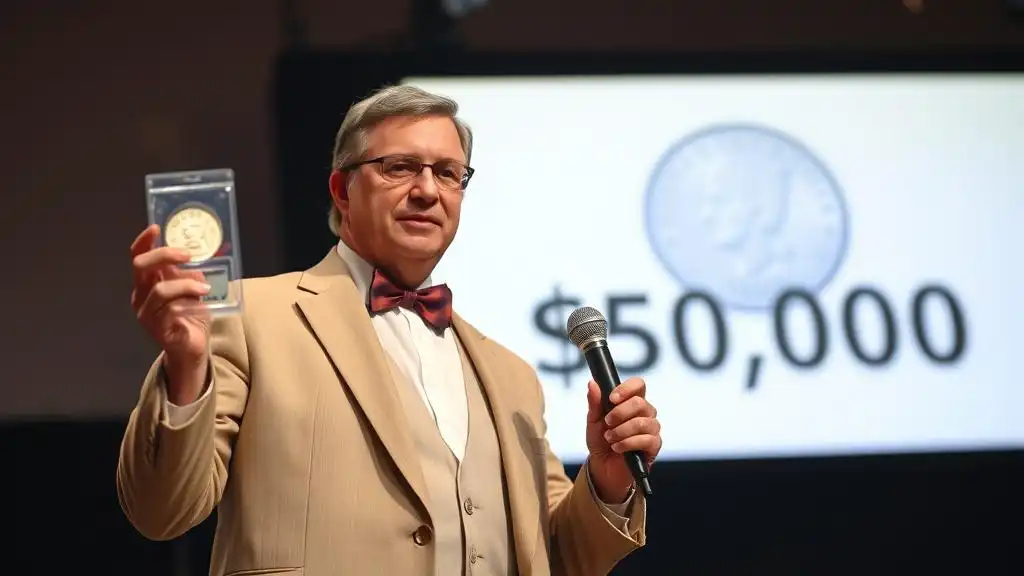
[453,314,540,573]
[294,250,432,524]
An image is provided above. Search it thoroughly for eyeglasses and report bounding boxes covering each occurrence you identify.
[341,154,475,191]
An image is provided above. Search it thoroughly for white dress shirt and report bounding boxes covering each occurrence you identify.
[336,240,471,462]
[165,239,636,527]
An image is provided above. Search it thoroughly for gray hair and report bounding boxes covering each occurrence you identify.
[327,84,474,235]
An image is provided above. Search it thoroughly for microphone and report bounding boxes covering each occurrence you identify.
[566,306,653,498]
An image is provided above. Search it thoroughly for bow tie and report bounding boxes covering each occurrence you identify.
[367,268,453,332]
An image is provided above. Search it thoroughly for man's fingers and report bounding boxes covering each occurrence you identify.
[164,297,212,319]
[131,287,144,312]
[133,245,191,273]
[130,225,160,259]
[604,396,657,428]
[131,225,161,287]
[133,245,191,297]
[608,376,646,404]
[137,278,211,322]
[181,268,208,283]
[132,255,206,314]
[132,246,192,290]
[602,416,661,444]
[609,434,660,455]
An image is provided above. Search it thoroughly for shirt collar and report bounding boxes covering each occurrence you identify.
[335,239,437,298]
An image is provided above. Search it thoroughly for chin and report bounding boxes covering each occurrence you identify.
[393,235,446,259]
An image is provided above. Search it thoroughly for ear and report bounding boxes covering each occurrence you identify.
[329,169,349,213]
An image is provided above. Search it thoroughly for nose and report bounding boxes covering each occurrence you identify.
[409,167,440,202]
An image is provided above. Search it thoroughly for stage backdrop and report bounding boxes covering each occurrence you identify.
[402,72,1024,464]
[261,52,1024,575]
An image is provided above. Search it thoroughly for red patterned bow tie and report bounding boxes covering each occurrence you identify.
[367,268,453,331]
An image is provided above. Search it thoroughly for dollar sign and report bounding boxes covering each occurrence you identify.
[532,285,586,388]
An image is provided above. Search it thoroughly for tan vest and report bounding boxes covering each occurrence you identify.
[383,337,517,576]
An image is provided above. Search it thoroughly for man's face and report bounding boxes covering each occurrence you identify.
[333,114,466,277]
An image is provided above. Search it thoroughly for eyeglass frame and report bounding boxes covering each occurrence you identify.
[339,154,475,191]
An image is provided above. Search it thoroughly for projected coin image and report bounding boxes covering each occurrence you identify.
[644,123,849,311]
[164,204,224,262]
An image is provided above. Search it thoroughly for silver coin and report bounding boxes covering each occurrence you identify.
[644,124,849,311]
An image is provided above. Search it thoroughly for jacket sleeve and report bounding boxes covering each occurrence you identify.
[541,382,648,575]
[116,310,250,541]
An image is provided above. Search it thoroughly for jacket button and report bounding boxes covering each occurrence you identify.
[463,498,475,515]
[413,525,433,546]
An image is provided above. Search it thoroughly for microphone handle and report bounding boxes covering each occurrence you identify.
[582,341,653,498]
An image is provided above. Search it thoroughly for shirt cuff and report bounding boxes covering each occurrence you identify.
[163,372,214,426]
[586,461,638,534]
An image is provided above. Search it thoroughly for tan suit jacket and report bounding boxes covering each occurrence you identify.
[117,249,646,576]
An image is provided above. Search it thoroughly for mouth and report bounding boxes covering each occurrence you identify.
[397,215,441,226]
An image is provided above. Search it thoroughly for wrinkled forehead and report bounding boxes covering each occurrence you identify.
[365,114,467,162]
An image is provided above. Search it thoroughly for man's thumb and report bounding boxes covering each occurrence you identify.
[586,380,603,424]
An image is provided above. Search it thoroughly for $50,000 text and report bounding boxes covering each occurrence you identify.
[532,284,966,390]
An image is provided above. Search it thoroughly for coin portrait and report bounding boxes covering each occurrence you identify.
[164,204,224,262]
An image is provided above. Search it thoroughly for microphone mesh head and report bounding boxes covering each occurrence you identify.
[565,306,608,349]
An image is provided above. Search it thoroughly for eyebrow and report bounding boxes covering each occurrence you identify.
[379,151,467,164]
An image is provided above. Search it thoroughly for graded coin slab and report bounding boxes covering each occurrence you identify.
[145,168,244,316]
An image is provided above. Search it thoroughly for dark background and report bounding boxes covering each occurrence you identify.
[3,1,1024,574]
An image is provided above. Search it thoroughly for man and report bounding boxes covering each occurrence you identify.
[118,85,662,576]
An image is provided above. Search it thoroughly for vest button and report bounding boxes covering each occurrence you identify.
[463,498,475,515]
[413,525,433,546]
